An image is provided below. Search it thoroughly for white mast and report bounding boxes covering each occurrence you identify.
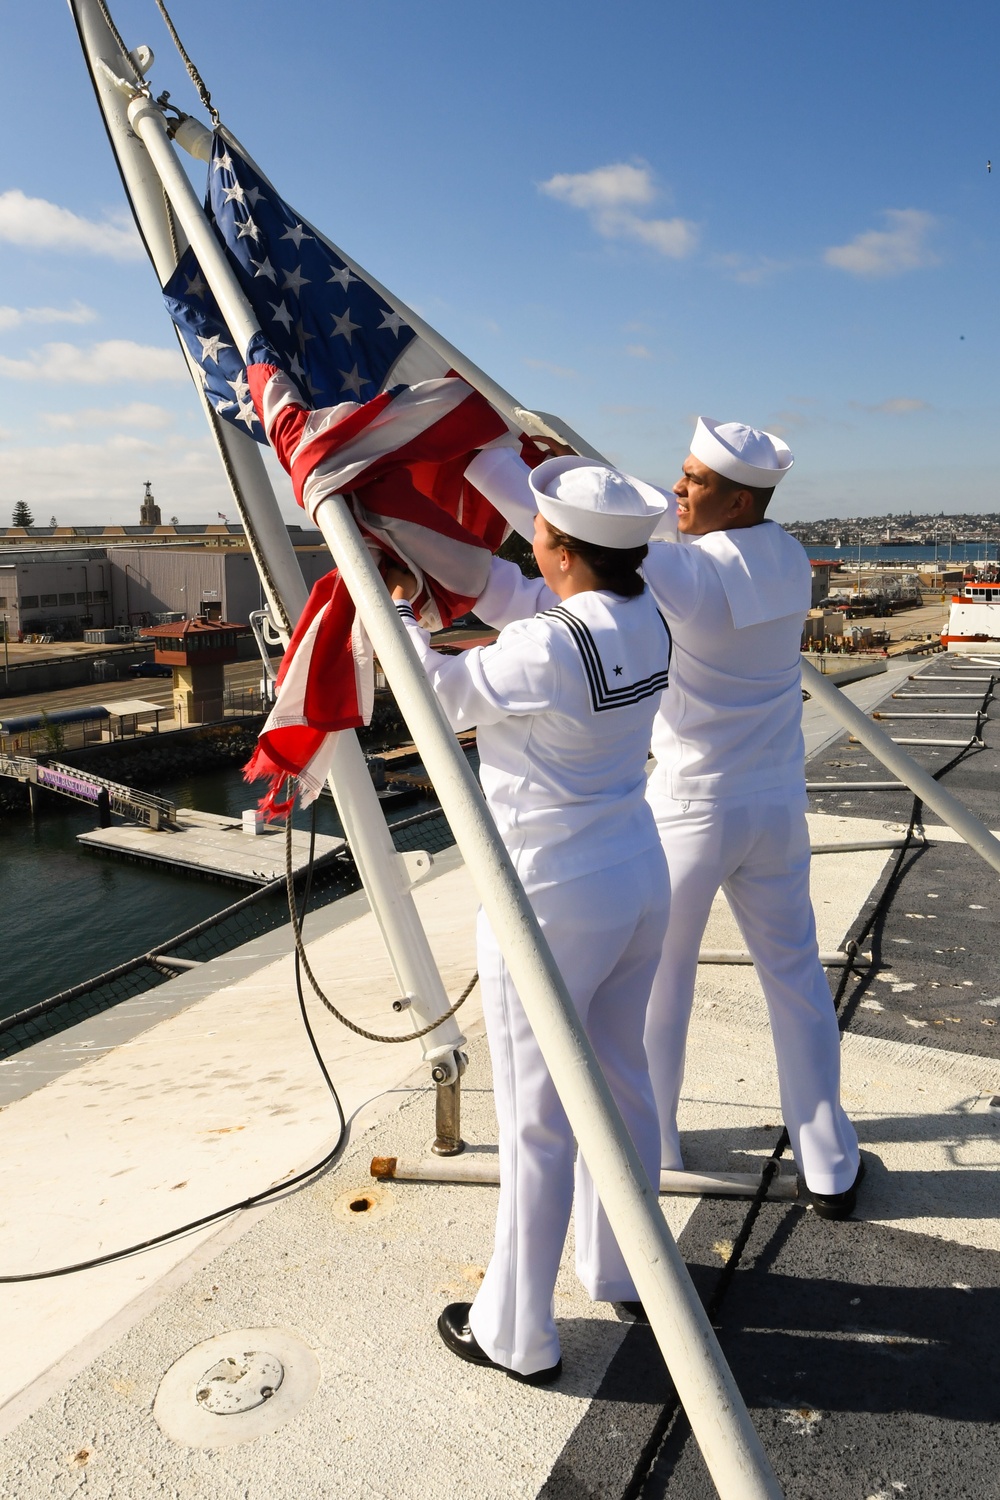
[66,0,470,1111]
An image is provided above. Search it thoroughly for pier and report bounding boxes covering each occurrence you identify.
[77,807,346,885]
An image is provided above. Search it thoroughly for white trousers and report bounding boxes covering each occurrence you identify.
[469,844,669,1377]
[643,785,859,1197]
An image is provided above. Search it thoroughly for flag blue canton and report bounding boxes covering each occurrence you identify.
[163,132,419,443]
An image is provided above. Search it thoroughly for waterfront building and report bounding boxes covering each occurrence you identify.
[0,529,329,640]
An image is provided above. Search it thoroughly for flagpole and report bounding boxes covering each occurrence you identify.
[69,0,469,1091]
[124,88,783,1500]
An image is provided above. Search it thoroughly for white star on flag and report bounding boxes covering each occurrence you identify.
[281,222,310,249]
[281,265,310,295]
[198,332,231,364]
[328,266,356,290]
[378,309,407,336]
[269,301,294,331]
[251,256,277,282]
[338,363,365,396]
[331,309,361,342]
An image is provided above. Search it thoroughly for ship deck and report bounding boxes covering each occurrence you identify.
[1,656,998,1499]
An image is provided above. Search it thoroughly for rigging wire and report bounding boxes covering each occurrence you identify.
[152,0,220,123]
[93,0,146,86]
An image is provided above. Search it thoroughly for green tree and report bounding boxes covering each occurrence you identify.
[11,500,34,527]
[40,712,65,753]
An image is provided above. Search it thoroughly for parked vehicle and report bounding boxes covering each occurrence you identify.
[128,661,172,678]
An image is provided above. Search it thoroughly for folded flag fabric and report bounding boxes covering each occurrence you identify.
[243,351,516,814]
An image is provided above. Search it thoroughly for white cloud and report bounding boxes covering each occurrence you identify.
[626,344,653,359]
[714,252,794,285]
[824,209,940,278]
[540,162,658,212]
[853,396,930,415]
[42,402,176,432]
[0,434,255,521]
[621,216,698,258]
[0,339,187,385]
[0,301,98,331]
[524,356,578,379]
[539,161,699,260]
[0,190,141,261]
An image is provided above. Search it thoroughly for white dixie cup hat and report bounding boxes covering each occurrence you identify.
[689,416,794,489]
[529,457,669,548]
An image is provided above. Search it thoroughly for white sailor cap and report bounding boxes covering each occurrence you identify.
[689,416,793,489]
[529,457,669,548]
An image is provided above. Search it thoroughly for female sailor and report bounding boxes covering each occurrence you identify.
[388,459,671,1384]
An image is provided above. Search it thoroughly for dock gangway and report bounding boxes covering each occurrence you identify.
[0,753,176,830]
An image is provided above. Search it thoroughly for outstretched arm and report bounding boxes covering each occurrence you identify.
[388,569,558,731]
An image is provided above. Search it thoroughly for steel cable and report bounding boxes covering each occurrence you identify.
[283,809,477,1042]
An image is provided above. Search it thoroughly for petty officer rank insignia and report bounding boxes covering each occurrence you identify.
[544,605,671,714]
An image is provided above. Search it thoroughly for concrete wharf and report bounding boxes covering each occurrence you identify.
[77,807,346,885]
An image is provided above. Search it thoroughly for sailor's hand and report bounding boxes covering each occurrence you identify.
[384,561,417,600]
[532,437,576,459]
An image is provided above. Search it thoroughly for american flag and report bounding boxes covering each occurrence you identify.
[163,131,542,814]
[163,130,448,437]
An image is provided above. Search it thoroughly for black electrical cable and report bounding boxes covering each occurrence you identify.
[625,670,994,1500]
[0,807,350,1284]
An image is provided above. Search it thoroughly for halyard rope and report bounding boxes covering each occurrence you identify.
[284,812,477,1042]
[152,0,221,123]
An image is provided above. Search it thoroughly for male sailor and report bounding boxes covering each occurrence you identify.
[461,418,863,1219]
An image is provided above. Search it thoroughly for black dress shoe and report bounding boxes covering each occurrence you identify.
[436,1302,562,1386]
[809,1156,866,1221]
[618,1301,649,1323]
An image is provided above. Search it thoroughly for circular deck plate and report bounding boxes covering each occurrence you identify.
[153,1328,320,1448]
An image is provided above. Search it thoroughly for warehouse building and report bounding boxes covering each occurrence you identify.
[0,535,330,640]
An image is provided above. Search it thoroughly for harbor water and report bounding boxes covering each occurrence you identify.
[804,542,998,566]
[0,765,437,1022]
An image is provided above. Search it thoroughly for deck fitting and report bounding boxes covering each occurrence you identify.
[153,1328,319,1448]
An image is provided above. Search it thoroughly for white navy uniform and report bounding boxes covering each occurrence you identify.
[397,576,670,1377]
[640,523,859,1195]
[465,446,860,1198]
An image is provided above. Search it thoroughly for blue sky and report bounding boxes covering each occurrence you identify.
[1,0,998,525]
